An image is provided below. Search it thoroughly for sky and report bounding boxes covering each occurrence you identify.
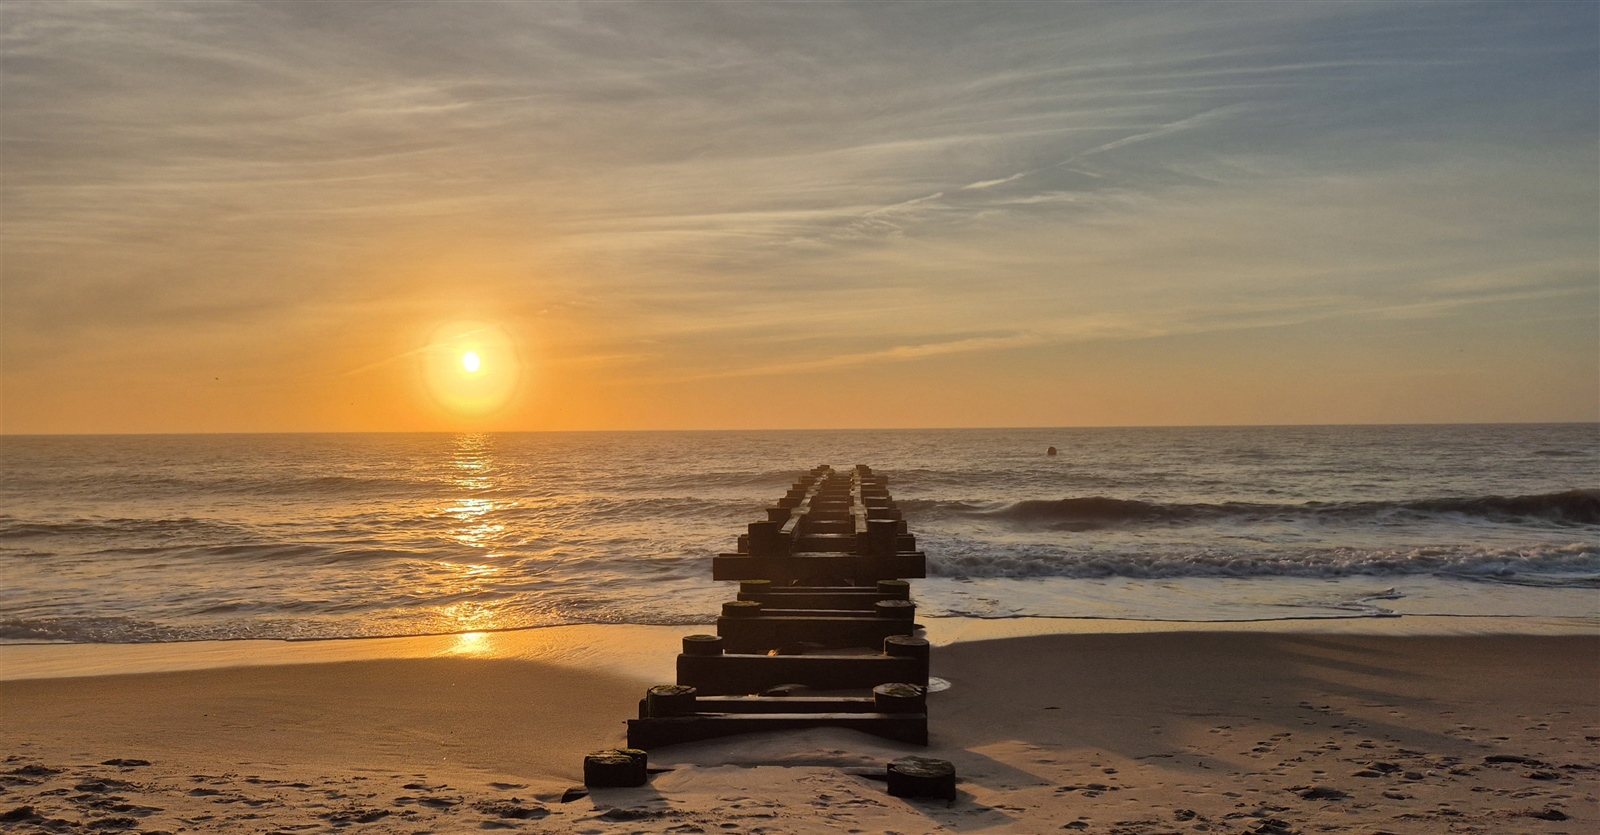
[2,1,1596,433]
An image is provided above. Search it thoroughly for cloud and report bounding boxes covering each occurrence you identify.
[662,332,1050,383]
[1,1,1594,429]
[961,172,1030,190]
[1076,104,1246,156]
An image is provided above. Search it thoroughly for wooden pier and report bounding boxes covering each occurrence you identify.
[625,464,932,750]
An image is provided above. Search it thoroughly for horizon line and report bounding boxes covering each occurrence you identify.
[2,420,1595,439]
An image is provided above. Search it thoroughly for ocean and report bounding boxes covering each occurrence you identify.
[1,425,1595,644]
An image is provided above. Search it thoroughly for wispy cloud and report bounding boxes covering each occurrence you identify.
[961,172,1030,190]
[1077,104,1246,156]
[662,333,1050,383]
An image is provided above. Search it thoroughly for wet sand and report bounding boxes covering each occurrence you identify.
[2,628,1596,833]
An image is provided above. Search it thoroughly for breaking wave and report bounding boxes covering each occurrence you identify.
[926,541,1600,581]
[945,490,1600,531]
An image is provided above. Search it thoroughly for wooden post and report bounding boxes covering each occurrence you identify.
[886,756,956,799]
[861,518,900,556]
[875,599,915,619]
[682,634,724,655]
[885,635,931,663]
[584,749,648,787]
[645,684,698,717]
[747,520,786,557]
[873,683,927,713]
[722,600,762,617]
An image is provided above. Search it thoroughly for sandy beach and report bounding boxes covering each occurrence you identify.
[3,625,1595,834]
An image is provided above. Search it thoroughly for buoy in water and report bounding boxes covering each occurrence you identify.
[1046,446,1057,456]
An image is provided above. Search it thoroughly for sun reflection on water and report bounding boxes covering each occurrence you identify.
[429,434,520,636]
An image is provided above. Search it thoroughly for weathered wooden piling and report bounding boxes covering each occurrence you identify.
[583,748,648,787]
[644,684,698,717]
[873,682,927,713]
[886,756,957,799]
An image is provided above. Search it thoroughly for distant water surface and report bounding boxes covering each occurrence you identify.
[1,425,1595,643]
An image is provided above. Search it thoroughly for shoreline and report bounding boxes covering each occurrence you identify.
[2,613,1595,682]
[2,629,1594,833]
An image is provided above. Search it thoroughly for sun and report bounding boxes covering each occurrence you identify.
[420,322,521,416]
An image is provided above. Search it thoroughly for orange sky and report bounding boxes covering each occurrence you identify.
[3,2,1596,433]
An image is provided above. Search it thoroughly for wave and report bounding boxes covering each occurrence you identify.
[942,489,1600,530]
[16,472,440,500]
[633,470,810,491]
[1533,448,1591,458]
[926,541,1600,581]
[0,611,720,645]
[0,516,250,540]
[247,474,434,497]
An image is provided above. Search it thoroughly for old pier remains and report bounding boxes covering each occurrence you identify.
[586,465,953,798]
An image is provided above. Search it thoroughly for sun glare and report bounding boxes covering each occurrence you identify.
[421,321,521,417]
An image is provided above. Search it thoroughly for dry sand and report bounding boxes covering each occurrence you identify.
[2,629,1596,834]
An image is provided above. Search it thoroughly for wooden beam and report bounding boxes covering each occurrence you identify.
[676,651,928,695]
[712,552,925,582]
[627,712,927,748]
[715,613,913,653]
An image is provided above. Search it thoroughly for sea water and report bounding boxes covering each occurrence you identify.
[1,425,1595,644]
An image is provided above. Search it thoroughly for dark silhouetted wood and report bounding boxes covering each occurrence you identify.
[627,712,927,748]
[676,650,928,695]
[712,552,925,582]
[715,612,914,653]
[886,756,956,799]
[584,749,648,787]
[597,464,939,756]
